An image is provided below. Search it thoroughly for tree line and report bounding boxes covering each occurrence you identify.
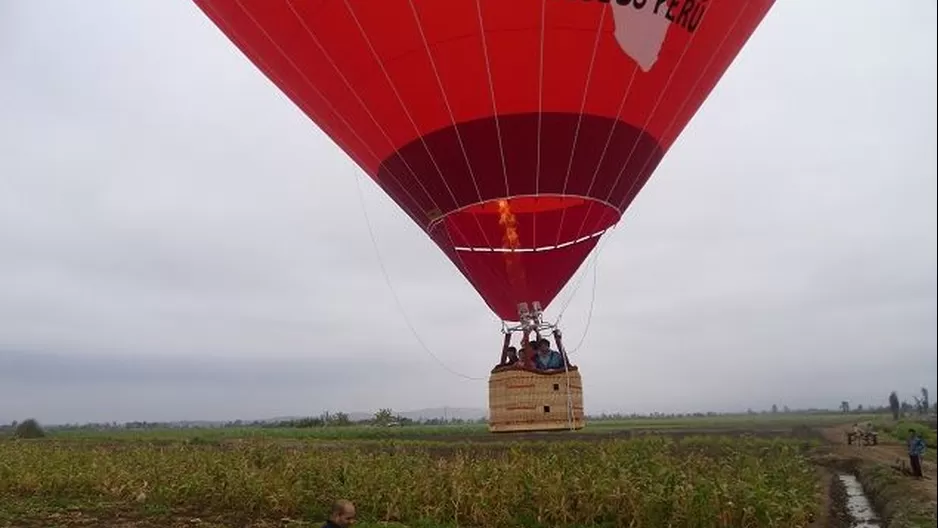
[4,388,934,434]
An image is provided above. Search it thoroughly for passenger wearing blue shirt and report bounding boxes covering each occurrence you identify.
[907,429,926,478]
[534,337,565,371]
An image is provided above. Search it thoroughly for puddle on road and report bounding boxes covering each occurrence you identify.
[837,473,881,528]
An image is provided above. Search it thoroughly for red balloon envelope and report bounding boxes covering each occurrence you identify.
[194,0,774,321]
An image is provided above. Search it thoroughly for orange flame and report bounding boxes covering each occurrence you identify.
[497,199,520,250]
[497,199,526,294]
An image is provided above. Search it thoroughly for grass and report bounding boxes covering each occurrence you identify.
[871,418,937,462]
[855,462,936,528]
[39,412,881,442]
[0,435,820,527]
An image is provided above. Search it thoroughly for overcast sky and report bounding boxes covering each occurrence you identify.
[2,1,936,424]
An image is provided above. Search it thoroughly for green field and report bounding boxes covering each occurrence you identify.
[0,412,931,527]
[41,412,881,441]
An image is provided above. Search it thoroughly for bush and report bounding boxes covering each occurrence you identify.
[14,418,45,439]
[892,421,936,446]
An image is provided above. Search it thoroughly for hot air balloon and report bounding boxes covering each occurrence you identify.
[193,0,775,432]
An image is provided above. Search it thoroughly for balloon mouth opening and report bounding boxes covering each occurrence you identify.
[427,194,619,253]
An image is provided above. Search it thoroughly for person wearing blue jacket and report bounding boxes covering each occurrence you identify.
[907,429,926,478]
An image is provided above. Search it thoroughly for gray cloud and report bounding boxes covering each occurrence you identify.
[1,1,935,424]
[0,349,451,423]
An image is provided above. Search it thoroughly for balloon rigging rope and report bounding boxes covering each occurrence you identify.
[554,6,750,348]
[552,3,748,350]
[569,3,748,243]
[309,2,735,377]
[343,0,474,229]
[354,161,597,378]
[552,229,605,357]
[405,0,488,216]
[554,5,608,248]
[282,0,501,272]
[400,0,514,289]
[566,256,599,356]
[350,0,500,252]
[553,217,615,320]
[473,0,511,199]
[353,169,485,382]
[229,1,763,391]
[247,1,519,350]
[600,8,746,230]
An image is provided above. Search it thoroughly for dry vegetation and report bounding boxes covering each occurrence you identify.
[3,413,934,527]
[1,435,820,527]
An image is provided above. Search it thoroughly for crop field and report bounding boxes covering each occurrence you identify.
[40,412,879,442]
[0,413,932,528]
[1,436,817,527]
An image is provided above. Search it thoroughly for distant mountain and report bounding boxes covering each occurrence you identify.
[261,407,487,423]
[39,407,491,429]
[173,420,226,427]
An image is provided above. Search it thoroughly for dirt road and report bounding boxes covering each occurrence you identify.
[820,424,937,506]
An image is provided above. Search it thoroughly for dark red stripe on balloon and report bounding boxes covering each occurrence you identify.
[375,112,660,320]
[377,113,663,233]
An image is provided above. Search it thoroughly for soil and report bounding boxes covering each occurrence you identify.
[819,424,937,508]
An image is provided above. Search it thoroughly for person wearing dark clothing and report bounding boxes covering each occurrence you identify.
[322,499,356,527]
[907,429,926,478]
[505,346,518,365]
[498,333,519,366]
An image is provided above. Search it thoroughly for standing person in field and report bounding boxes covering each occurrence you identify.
[907,429,926,478]
[322,499,357,527]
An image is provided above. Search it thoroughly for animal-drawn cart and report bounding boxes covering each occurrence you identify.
[846,429,878,446]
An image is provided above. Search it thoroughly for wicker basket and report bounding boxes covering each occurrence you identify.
[488,366,585,433]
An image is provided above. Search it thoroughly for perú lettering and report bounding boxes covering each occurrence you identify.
[563,0,709,33]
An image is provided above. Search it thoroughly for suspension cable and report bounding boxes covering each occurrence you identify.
[353,168,484,382]
[553,223,616,325]
[566,255,599,356]
[562,345,575,431]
